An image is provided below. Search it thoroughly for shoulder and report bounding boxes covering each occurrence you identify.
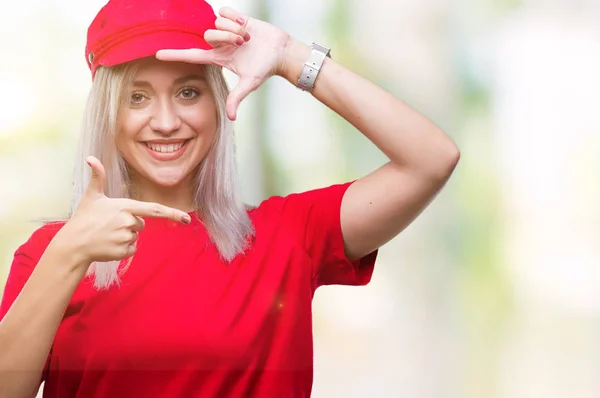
[0,221,68,321]
[244,195,287,232]
[249,181,355,217]
[245,191,304,228]
[15,221,67,259]
[245,181,355,237]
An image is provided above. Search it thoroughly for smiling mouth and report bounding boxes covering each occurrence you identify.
[144,139,191,153]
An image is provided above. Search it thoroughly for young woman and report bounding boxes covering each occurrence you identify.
[0,0,460,397]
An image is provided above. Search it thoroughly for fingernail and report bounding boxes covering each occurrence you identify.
[237,17,245,25]
[236,36,244,46]
[244,32,251,41]
[182,215,191,224]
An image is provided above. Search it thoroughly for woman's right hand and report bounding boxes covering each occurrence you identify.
[56,156,191,266]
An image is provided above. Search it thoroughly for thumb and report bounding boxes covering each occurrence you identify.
[226,77,260,121]
[85,156,106,196]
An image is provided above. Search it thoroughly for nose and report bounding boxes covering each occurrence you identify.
[149,99,182,135]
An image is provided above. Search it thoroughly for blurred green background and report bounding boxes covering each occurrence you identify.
[1,1,599,397]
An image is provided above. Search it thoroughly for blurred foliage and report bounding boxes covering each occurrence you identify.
[324,0,390,180]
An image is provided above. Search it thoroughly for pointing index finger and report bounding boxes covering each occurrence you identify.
[155,48,215,65]
[120,199,191,224]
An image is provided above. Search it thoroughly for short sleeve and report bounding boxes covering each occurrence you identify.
[277,181,378,290]
[0,222,64,381]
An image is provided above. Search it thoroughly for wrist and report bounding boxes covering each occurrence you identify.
[49,227,92,273]
[278,37,312,85]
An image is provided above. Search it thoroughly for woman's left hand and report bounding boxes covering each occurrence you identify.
[156,7,290,120]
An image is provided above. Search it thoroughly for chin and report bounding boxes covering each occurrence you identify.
[150,173,189,188]
[139,165,191,187]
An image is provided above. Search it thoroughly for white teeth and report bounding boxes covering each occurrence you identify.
[145,141,185,153]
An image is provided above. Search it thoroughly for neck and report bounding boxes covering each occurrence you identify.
[129,173,196,213]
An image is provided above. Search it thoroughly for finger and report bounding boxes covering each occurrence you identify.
[132,216,145,232]
[219,7,248,26]
[204,29,245,47]
[118,199,192,224]
[215,17,250,41]
[227,77,261,120]
[116,229,138,245]
[124,244,137,258]
[85,156,106,196]
[128,231,139,245]
[156,48,215,64]
[119,213,146,232]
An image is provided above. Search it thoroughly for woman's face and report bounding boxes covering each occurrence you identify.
[116,58,218,190]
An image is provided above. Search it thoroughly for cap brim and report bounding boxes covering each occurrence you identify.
[97,31,212,69]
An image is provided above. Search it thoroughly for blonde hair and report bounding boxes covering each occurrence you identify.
[68,62,254,290]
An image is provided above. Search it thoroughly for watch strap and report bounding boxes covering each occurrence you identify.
[296,43,331,92]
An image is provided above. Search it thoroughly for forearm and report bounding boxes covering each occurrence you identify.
[280,38,459,179]
[0,239,88,398]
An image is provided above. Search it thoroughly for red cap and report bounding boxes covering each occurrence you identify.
[85,0,216,78]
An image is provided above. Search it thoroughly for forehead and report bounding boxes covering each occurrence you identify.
[131,57,206,82]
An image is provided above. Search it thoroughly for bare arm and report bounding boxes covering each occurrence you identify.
[0,237,88,398]
[281,39,460,260]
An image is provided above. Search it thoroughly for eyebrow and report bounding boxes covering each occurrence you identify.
[132,74,207,88]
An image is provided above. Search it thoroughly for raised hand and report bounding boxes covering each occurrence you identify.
[58,156,192,265]
[156,7,291,121]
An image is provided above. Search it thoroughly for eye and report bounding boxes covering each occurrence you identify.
[178,87,200,100]
[130,92,148,105]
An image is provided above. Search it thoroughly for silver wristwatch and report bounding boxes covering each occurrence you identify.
[296,43,331,92]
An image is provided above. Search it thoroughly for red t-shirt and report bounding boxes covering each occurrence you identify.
[0,182,377,397]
